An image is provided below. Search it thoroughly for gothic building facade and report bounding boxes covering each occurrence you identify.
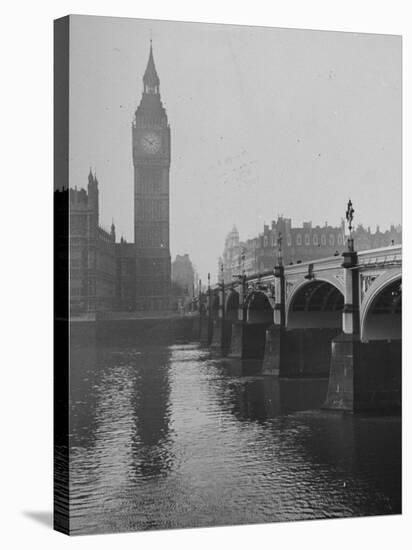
[66,172,117,314]
[67,42,172,314]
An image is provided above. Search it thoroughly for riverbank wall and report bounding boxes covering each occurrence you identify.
[68,313,198,346]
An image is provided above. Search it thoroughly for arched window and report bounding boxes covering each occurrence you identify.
[337,234,343,245]
[305,234,310,245]
[321,234,326,246]
[329,234,335,246]
[287,233,292,246]
[296,234,302,246]
[313,234,319,245]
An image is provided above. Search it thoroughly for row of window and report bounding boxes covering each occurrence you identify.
[262,233,344,247]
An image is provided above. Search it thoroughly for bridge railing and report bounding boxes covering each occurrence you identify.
[356,244,402,268]
[203,244,402,294]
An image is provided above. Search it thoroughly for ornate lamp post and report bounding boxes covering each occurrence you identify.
[342,198,357,268]
[346,199,355,252]
[207,272,213,344]
[341,199,360,336]
[323,199,361,410]
[276,232,283,267]
[240,248,247,322]
[273,232,286,327]
[219,261,226,324]
[197,278,205,341]
[232,248,247,322]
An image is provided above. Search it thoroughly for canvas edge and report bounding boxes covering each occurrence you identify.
[53,14,70,536]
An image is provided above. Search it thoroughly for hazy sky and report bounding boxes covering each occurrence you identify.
[69,15,401,282]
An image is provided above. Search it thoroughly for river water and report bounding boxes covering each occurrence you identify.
[69,342,401,535]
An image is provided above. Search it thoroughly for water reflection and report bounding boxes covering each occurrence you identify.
[223,374,328,422]
[69,341,401,535]
[129,347,174,479]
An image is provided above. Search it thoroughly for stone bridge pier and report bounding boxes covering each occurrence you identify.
[209,291,222,348]
[324,251,401,411]
[213,286,269,375]
[225,280,277,373]
[200,284,234,350]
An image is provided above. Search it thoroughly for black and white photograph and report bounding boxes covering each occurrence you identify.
[2,3,410,548]
[54,14,402,536]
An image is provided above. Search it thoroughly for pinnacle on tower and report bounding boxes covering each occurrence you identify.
[143,40,160,93]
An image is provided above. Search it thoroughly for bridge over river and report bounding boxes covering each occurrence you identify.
[193,244,401,413]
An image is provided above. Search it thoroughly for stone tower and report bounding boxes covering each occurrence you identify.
[132,41,171,311]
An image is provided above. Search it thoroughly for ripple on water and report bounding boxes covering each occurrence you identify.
[68,342,401,535]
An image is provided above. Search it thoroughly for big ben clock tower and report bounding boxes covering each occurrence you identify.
[133,42,171,311]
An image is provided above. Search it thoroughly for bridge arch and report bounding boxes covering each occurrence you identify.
[286,279,344,330]
[225,290,240,321]
[238,291,274,362]
[282,278,344,376]
[361,273,401,342]
[246,291,274,324]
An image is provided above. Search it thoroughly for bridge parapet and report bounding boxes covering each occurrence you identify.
[357,244,402,268]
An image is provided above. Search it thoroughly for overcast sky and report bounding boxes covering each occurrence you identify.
[69,15,401,282]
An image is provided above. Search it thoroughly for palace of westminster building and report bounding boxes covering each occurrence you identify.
[61,43,172,314]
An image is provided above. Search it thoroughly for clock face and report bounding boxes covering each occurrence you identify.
[140,132,161,154]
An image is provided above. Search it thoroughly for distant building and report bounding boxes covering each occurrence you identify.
[221,215,402,281]
[222,226,241,282]
[171,254,196,312]
[172,254,195,295]
[353,224,402,250]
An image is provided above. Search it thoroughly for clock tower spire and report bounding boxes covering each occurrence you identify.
[143,40,160,94]
[132,41,171,311]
